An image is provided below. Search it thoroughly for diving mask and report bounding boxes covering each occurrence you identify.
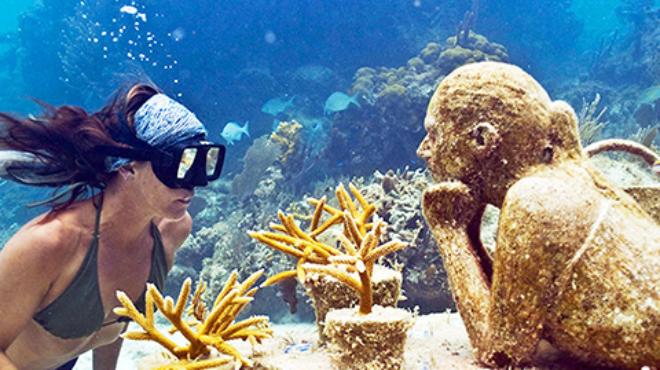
[99,140,226,189]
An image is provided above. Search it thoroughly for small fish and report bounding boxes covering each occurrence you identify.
[638,85,660,105]
[261,96,295,116]
[221,121,250,145]
[324,92,360,115]
[119,5,138,15]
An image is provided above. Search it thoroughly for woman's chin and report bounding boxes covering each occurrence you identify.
[165,201,190,219]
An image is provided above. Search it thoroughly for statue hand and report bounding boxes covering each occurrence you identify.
[422,181,483,228]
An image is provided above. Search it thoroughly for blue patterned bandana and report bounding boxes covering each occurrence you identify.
[108,93,208,171]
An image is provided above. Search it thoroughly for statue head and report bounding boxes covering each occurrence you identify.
[417,62,583,206]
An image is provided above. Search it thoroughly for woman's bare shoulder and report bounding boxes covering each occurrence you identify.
[5,211,81,263]
[0,212,83,293]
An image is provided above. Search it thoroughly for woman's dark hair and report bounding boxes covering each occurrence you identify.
[0,83,160,210]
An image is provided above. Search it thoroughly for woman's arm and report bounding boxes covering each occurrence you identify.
[0,221,68,366]
[0,352,18,370]
[93,337,123,370]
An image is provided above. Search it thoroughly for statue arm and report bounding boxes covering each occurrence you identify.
[423,181,548,366]
[482,189,549,366]
[422,184,492,356]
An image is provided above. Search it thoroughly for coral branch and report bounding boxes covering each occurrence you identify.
[261,270,297,287]
[311,196,327,232]
[302,263,363,292]
[252,183,410,315]
[365,241,407,263]
[114,271,272,366]
[310,213,343,237]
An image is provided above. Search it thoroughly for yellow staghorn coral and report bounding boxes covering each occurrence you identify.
[151,357,233,370]
[249,183,407,315]
[114,270,272,369]
[302,218,406,315]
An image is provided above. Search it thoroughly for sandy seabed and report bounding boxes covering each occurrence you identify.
[75,313,590,370]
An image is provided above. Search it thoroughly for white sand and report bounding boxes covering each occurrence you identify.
[75,313,592,369]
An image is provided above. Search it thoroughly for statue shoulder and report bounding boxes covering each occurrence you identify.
[502,172,601,231]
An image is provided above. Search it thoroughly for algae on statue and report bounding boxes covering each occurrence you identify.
[418,61,659,369]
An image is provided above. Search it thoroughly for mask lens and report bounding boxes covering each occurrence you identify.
[206,147,220,176]
[177,148,197,179]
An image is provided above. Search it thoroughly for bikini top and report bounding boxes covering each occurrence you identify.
[32,194,168,339]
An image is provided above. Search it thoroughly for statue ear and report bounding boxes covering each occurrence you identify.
[470,121,501,159]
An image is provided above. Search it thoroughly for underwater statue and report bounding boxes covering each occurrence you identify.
[417,61,659,369]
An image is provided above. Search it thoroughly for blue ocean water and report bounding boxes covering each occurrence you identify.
[0,0,658,367]
[0,0,656,267]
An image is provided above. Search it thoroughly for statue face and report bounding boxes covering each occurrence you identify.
[417,109,481,183]
[417,113,445,178]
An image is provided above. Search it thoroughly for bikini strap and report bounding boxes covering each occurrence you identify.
[91,191,104,239]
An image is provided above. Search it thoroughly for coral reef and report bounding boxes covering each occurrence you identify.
[193,191,311,323]
[589,3,659,86]
[437,32,508,73]
[324,32,508,175]
[359,168,456,312]
[249,183,380,285]
[269,120,303,166]
[230,136,283,200]
[419,61,659,368]
[114,271,272,368]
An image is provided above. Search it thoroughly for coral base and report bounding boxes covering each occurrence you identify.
[303,265,402,343]
[323,305,413,370]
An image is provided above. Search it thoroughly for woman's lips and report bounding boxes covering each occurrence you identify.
[177,198,192,204]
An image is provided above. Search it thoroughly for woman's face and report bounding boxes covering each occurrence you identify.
[130,161,194,220]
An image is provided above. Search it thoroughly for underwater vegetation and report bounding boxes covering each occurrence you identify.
[115,271,272,368]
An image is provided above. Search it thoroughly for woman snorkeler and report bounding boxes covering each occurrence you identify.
[0,84,225,370]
